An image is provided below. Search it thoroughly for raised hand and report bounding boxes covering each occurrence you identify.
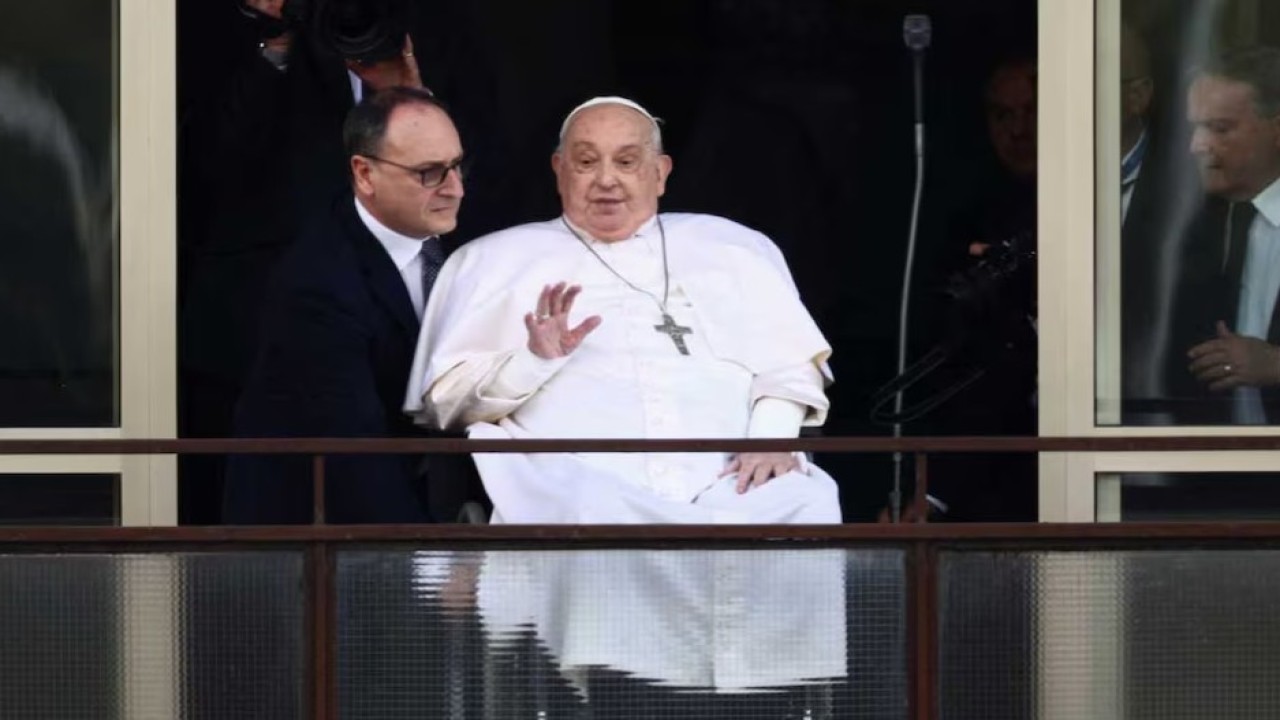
[244,0,291,53]
[525,282,602,359]
[346,34,424,92]
[244,0,286,18]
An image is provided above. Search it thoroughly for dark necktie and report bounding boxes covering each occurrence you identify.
[1223,201,1256,276]
[419,237,446,311]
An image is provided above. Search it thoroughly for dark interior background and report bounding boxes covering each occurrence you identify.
[177,0,1036,522]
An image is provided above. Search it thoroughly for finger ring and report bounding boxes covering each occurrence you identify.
[1224,363,1233,373]
[536,314,550,321]
[404,51,414,57]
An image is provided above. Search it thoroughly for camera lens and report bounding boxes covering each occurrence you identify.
[312,0,410,64]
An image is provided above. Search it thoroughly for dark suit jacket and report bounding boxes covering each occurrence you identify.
[224,193,447,524]
[179,37,355,393]
[1118,122,1202,425]
[1167,197,1280,424]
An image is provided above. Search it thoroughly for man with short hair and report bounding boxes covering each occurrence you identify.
[225,87,465,523]
[406,96,840,524]
[906,56,1040,523]
[1174,47,1280,424]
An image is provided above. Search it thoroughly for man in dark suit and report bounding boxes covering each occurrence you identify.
[180,0,513,524]
[903,55,1039,523]
[178,2,421,525]
[224,87,465,524]
[1169,47,1280,425]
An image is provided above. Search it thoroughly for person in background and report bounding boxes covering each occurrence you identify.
[897,55,1039,523]
[224,88,465,524]
[1171,47,1280,425]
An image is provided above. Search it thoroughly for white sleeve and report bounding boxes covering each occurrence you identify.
[747,397,806,438]
[488,347,570,398]
[749,362,829,427]
[426,347,569,429]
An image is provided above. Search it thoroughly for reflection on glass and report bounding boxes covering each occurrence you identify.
[1117,471,1280,520]
[478,550,846,693]
[0,2,117,427]
[942,549,1280,720]
[0,552,306,719]
[337,548,906,719]
[0,474,118,525]
[1110,1,1280,425]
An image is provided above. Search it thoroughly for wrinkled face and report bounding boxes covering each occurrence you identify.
[1120,27,1153,130]
[986,63,1038,180]
[351,103,465,237]
[1122,76,1154,129]
[552,104,672,242]
[1188,75,1280,201]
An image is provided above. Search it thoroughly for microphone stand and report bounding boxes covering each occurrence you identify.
[892,45,927,522]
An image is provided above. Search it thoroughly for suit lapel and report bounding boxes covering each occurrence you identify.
[337,197,420,339]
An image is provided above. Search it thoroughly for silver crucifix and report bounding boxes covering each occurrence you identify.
[654,313,693,355]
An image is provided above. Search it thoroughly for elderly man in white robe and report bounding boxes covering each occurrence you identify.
[405,96,840,524]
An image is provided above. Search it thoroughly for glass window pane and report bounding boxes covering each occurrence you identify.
[1115,471,1280,521]
[941,549,1280,720]
[0,474,119,526]
[337,548,906,719]
[1103,0,1280,425]
[0,552,306,719]
[0,2,118,427]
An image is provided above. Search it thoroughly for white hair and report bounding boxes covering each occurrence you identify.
[555,96,664,153]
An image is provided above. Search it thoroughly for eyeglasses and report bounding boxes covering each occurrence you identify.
[364,154,468,188]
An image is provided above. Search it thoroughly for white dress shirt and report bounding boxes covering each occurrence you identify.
[1232,177,1280,424]
[348,70,363,104]
[1120,130,1147,223]
[354,197,430,319]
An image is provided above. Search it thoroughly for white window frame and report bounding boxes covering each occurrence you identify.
[0,0,177,527]
[1042,0,1280,522]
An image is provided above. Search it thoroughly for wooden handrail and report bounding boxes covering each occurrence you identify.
[4,521,1280,544]
[1,434,1280,454]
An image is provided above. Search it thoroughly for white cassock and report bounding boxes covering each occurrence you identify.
[404,213,841,524]
[475,548,848,694]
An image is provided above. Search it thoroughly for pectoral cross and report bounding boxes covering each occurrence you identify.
[654,313,693,355]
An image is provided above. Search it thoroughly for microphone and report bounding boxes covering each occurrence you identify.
[903,13,932,51]
[890,13,933,522]
[903,14,931,144]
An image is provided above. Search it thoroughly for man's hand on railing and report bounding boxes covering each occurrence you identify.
[877,496,941,524]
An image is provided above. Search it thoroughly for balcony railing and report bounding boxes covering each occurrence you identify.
[3,436,1280,719]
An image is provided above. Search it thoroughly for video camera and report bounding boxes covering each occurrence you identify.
[938,230,1036,351]
[237,0,413,65]
[870,229,1037,425]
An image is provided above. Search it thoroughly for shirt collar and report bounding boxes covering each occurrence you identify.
[355,197,432,271]
[1252,176,1280,228]
[561,214,660,246]
[1121,130,1147,186]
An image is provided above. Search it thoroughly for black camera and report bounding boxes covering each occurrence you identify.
[939,230,1036,351]
[869,231,1037,424]
[238,0,413,64]
[308,0,413,64]
[942,231,1035,309]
